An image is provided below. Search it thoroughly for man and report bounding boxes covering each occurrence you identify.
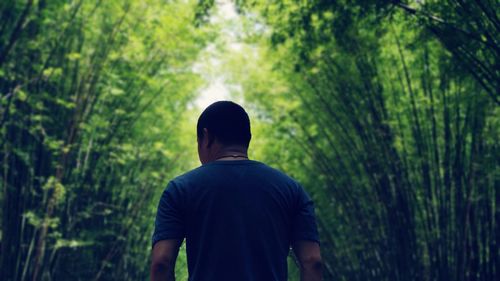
[150,101,322,281]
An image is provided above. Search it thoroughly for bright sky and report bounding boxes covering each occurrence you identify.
[191,0,240,110]
[193,77,230,109]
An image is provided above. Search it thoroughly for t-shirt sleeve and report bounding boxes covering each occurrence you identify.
[152,181,185,247]
[291,184,320,244]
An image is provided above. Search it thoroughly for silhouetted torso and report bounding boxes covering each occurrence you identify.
[153,160,319,281]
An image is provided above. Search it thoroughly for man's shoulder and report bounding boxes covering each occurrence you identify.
[255,162,300,184]
[169,165,206,186]
[172,160,297,184]
[169,160,300,189]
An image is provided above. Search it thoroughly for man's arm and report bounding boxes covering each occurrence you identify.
[292,240,323,281]
[150,239,182,281]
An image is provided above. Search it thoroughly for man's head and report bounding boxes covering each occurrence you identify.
[196,101,251,164]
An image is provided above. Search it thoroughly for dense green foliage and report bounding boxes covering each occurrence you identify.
[0,1,206,280]
[232,1,499,280]
[1,0,498,281]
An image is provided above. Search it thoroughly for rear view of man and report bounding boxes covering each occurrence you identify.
[151,101,322,281]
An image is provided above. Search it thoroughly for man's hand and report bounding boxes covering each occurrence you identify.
[150,239,182,281]
[292,240,322,281]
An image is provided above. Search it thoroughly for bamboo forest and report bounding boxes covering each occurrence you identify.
[0,0,498,280]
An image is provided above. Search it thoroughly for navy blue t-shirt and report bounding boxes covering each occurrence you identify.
[152,160,319,281]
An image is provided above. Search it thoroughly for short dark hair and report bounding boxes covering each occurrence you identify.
[197,101,251,147]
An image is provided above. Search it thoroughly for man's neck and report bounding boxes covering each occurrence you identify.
[213,146,248,161]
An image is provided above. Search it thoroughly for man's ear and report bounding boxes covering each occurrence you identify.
[203,128,215,148]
